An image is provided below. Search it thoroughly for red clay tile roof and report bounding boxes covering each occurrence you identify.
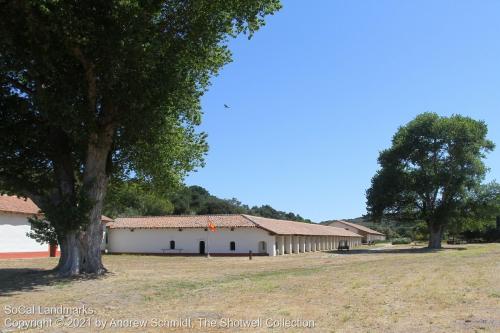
[101,215,114,222]
[243,215,362,237]
[109,214,362,237]
[109,215,257,229]
[0,195,113,222]
[330,220,384,235]
[0,195,40,215]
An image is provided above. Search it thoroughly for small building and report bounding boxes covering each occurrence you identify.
[0,195,112,259]
[328,220,385,243]
[105,214,362,256]
[0,195,47,259]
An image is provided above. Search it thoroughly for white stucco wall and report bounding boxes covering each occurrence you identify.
[367,234,386,242]
[331,222,385,242]
[0,213,47,253]
[330,222,362,236]
[107,227,276,255]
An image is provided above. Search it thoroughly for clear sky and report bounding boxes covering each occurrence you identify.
[186,0,500,222]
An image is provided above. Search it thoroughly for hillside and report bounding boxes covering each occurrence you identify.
[104,182,312,223]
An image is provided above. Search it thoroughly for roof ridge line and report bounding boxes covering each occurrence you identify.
[115,214,243,219]
[239,214,259,227]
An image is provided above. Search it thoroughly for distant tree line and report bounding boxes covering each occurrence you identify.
[326,213,500,243]
[104,182,311,223]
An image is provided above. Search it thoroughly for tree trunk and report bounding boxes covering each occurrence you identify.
[79,124,114,275]
[54,236,67,271]
[80,178,107,275]
[55,123,114,276]
[428,222,443,249]
[56,231,82,276]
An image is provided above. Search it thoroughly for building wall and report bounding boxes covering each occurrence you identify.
[330,222,385,242]
[107,227,276,255]
[366,234,386,242]
[330,222,363,236]
[0,213,47,253]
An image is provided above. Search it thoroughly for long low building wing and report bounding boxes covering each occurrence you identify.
[241,215,362,237]
[108,214,362,238]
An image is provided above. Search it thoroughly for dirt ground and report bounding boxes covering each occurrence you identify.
[1,243,499,332]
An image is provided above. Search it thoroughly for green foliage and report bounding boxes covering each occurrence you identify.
[366,113,495,246]
[391,238,411,245]
[103,181,174,217]
[170,186,311,222]
[26,216,58,246]
[455,182,500,232]
[0,0,281,235]
[106,183,311,222]
[372,239,390,244]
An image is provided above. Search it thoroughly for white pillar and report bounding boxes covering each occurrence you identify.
[300,236,306,253]
[293,236,300,254]
[307,236,312,252]
[312,237,317,251]
[287,236,293,254]
[278,236,285,255]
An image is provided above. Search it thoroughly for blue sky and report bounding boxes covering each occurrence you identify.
[186,0,500,222]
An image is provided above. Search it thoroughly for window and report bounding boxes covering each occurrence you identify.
[259,241,267,253]
[170,240,175,250]
[230,241,236,251]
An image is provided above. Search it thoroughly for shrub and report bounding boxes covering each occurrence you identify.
[391,238,411,245]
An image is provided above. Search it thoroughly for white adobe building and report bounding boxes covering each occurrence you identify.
[0,195,112,259]
[0,195,363,259]
[106,214,362,256]
[0,195,47,259]
[328,220,386,243]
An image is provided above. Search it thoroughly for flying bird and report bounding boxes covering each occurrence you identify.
[224,104,230,109]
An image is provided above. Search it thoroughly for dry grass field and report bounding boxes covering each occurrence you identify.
[1,243,499,332]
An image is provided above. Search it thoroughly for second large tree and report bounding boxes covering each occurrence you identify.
[366,113,494,248]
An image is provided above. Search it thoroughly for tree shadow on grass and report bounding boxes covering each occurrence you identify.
[0,268,107,297]
[327,246,468,255]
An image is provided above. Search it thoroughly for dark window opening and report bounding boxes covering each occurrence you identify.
[170,240,175,250]
[230,241,236,251]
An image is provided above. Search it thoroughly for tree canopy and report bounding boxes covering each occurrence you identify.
[103,183,312,223]
[0,0,281,275]
[366,113,495,248]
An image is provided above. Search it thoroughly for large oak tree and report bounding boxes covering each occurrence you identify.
[0,0,281,275]
[366,113,494,248]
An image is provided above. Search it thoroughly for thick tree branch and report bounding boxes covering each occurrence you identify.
[72,47,97,114]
